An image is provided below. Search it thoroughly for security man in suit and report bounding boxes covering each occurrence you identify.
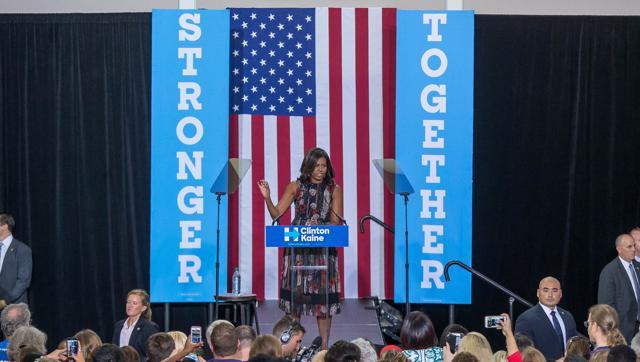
[515,276,578,360]
[598,233,640,343]
[0,214,32,306]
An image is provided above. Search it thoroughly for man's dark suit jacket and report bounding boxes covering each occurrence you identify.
[112,317,160,358]
[514,304,578,361]
[598,257,640,343]
[0,238,32,304]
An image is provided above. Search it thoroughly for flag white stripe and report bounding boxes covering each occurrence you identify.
[341,8,358,299]
[315,8,330,152]
[238,114,253,293]
[367,7,385,298]
[264,115,279,299]
[290,116,305,186]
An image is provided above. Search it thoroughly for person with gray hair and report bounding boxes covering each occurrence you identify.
[350,338,376,362]
[7,326,46,361]
[0,303,31,361]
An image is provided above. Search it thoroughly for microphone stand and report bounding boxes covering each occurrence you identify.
[401,192,410,315]
[214,192,224,321]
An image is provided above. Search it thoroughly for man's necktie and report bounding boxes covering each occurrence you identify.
[550,310,565,352]
[629,263,640,319]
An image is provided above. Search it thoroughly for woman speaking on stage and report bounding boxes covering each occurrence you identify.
[258,147,343,350]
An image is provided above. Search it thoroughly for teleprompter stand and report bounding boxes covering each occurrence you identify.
[209,158,251,322]
[371,159,414,316]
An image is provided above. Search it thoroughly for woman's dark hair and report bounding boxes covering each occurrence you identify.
[400,311,438,350]
[566,336,590,360]
[298,148,335,185]
[325,340,360,362]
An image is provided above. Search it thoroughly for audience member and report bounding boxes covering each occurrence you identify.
[514,276,578,360]
[378,350,407,362]
[210,323,242,362]
[236,326,257,361]
[629,332,640,356]
[325,340,360,362]
[249,335,282,359]
[437,324,467,354]
[145,332,176,362]
[351,338,377,362]
[312,350,327,362]
[565,336,590,360]
[563,353,587,362]
[0,303,31,361]
[75,329,104,361]
[17,346,43,362]
[113,289,160,359]
[520,347,545,362]
[7,325,46,361]
[449,352,477,362]
[590,349,609,362]
[120,345,141,362]
[513,334,533,352]
[586,303,626,356]
[399,311,442,362]
[606,344,636,362]
[597,233,639,342]
[272,316,305,359]
[93,343,125,362]
[167,331,188,358]
[379,345,402,358]
[492,350,506,362]
[456,333,492,362]
[207,320,235,352]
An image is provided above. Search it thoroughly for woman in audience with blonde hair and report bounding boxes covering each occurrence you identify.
[520,347,545,362]
[586,304,626,359]
[249,335,282,359]
[75,329,103,361]
[455,332,492,362]
[167,331,188,358]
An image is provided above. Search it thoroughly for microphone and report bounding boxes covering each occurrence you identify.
[294,336,323,362]
[330,208,347,225]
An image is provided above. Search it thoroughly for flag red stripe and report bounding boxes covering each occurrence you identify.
[251,116,266,300]
[382,8,396,299]
[328,8,345,299]
[276,116,292,296]
[303,116,317,153]
[228,114,240,289]
[355,8,371,298]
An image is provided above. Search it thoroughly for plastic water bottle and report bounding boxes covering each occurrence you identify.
[232,267,241,295]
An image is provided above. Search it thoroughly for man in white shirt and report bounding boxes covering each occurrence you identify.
[515,277,578,360]
[598,233,640,343]
[0,214,32,305]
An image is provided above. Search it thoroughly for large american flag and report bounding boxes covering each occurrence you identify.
[227,8,397,301]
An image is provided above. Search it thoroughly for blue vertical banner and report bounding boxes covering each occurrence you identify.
[395,11,474,304]
[151,9,229,302]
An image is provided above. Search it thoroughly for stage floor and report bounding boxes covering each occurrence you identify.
[256,298,385,346]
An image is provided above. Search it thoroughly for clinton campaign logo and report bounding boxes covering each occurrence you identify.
[266,225,349,247]
[284,227,300,242]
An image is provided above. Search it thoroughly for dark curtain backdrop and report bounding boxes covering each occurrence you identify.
[1,13,640,348]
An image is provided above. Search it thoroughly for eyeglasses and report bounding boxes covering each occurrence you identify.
[583,320,592,328]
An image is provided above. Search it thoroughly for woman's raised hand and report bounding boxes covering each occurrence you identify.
[257,179,271,199]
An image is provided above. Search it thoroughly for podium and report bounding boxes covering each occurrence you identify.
[266,225,348,339]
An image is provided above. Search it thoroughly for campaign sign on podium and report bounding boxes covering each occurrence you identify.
[265,225,349,248]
